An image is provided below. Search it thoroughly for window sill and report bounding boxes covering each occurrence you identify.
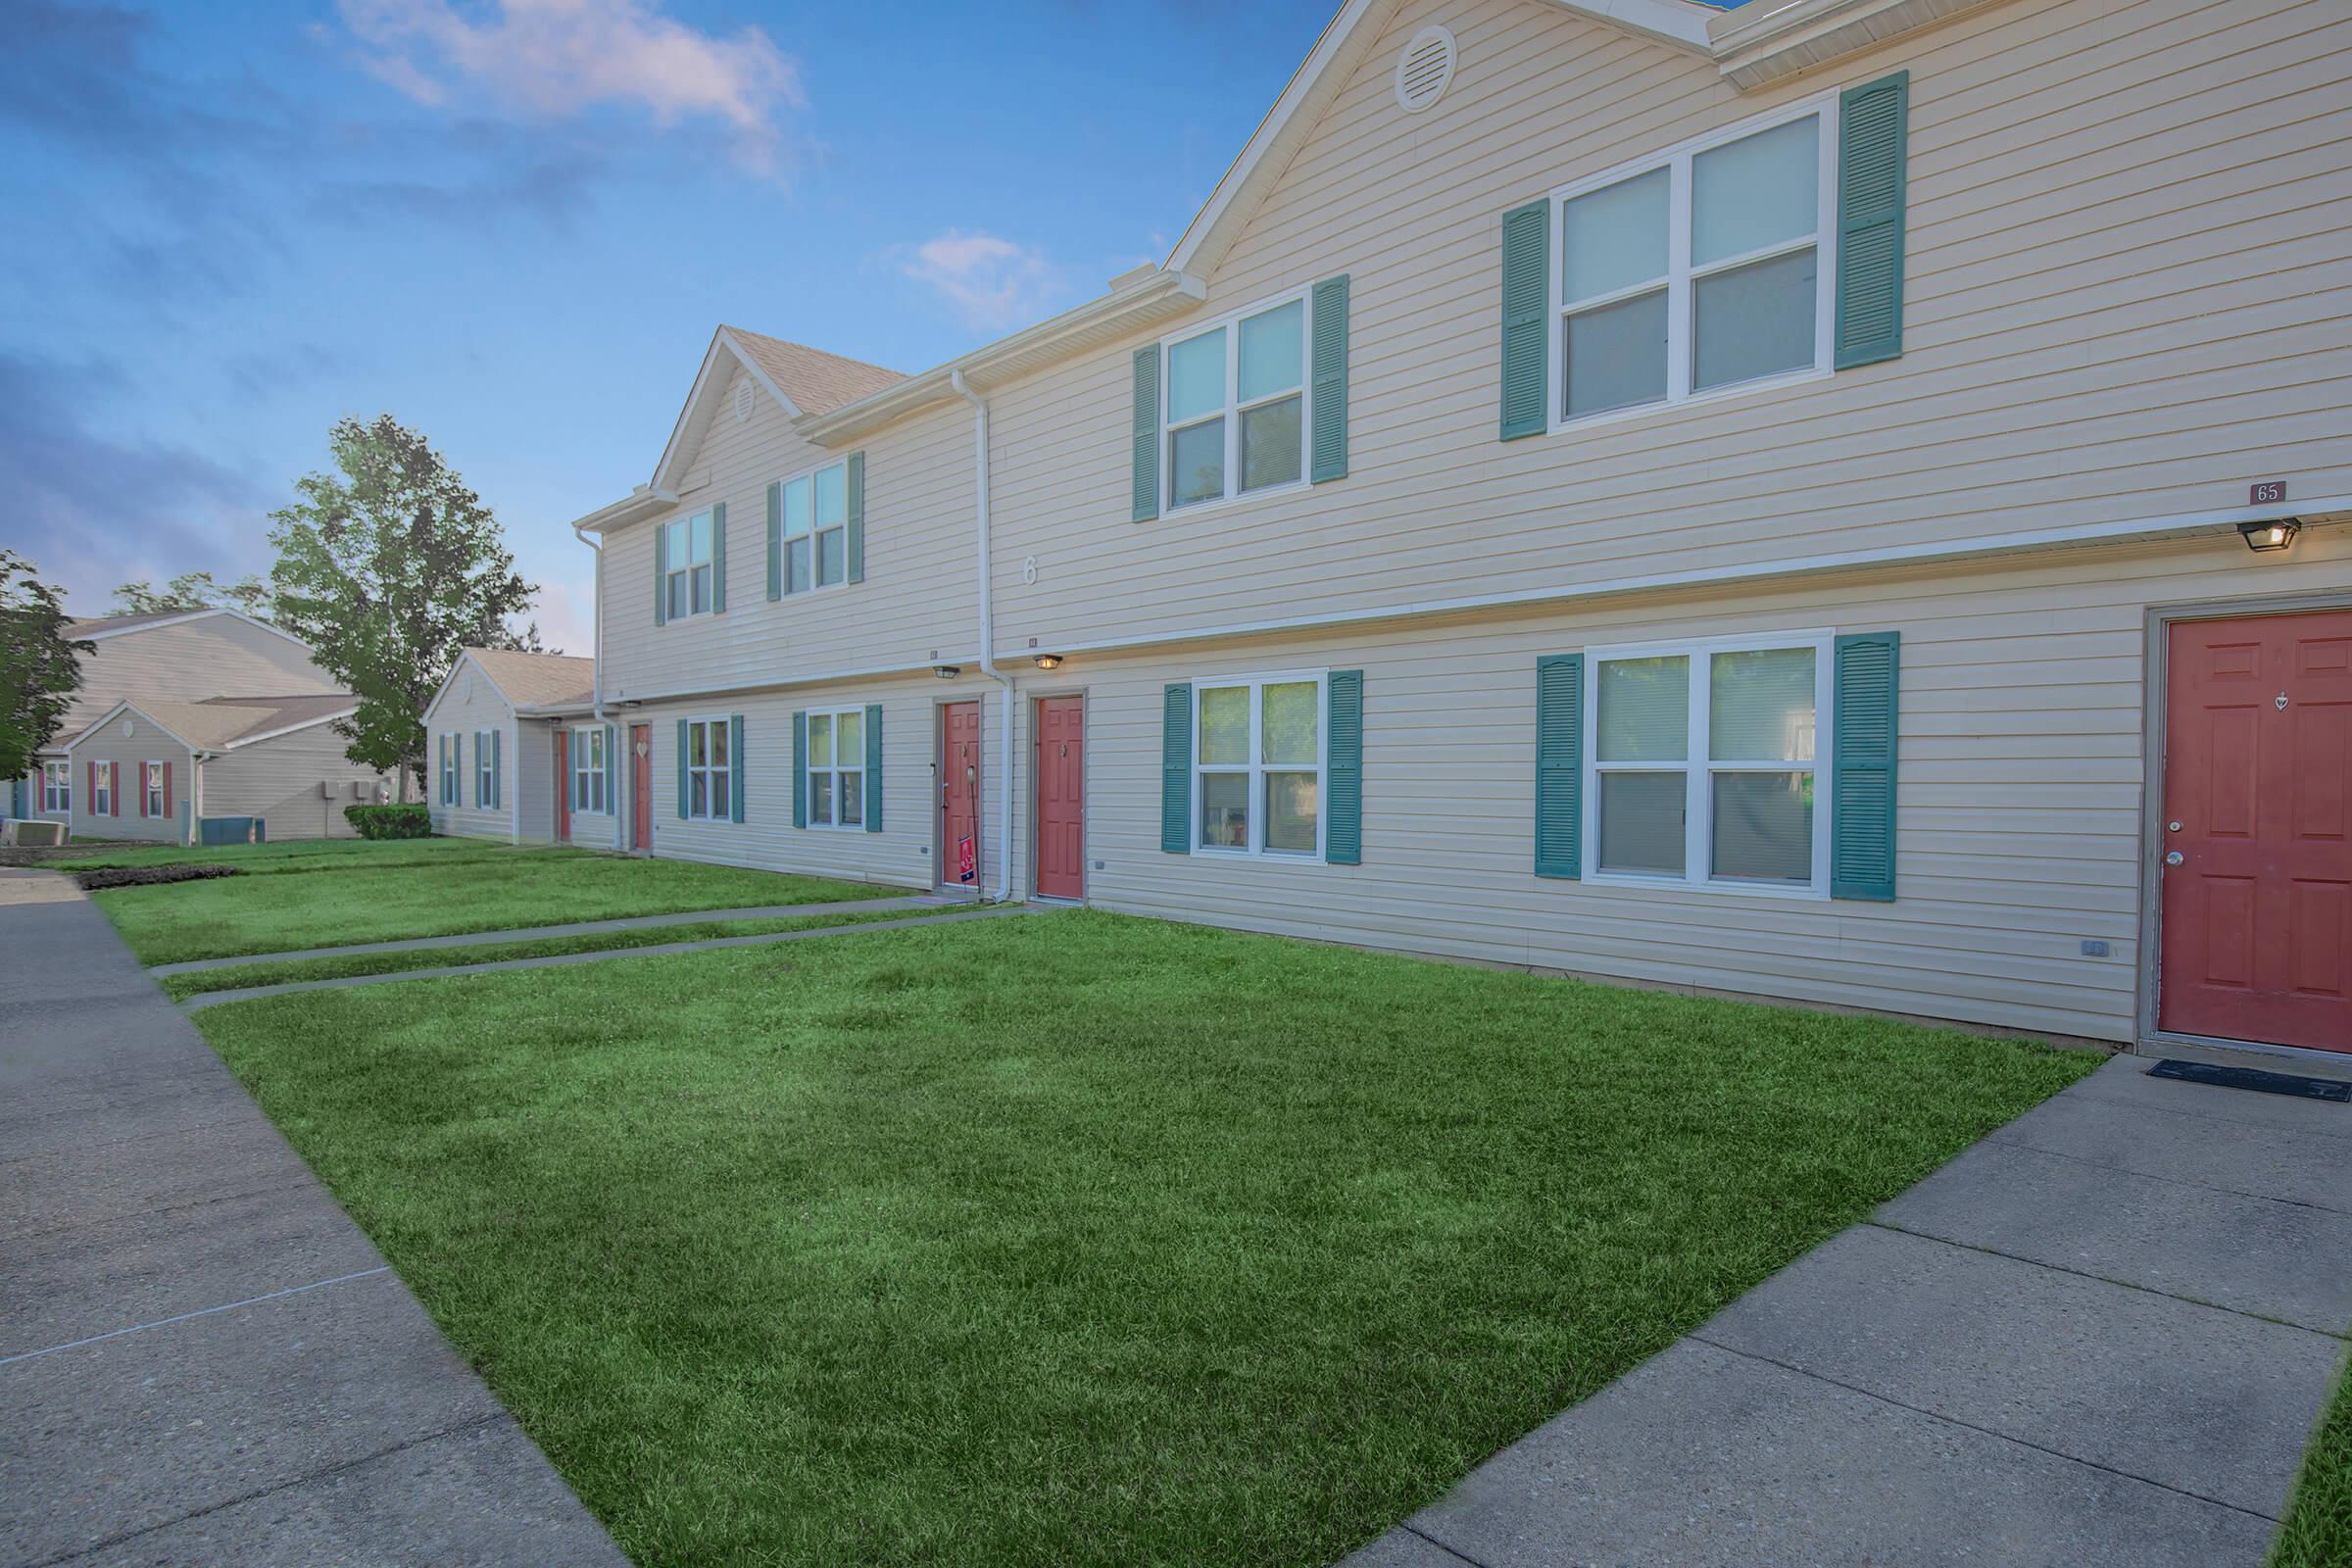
[1193,845,1327,864]
[1549,363,1832,439]
[1156,475,1310,523]
[1582,870,1829,902]
[805,821,869,833]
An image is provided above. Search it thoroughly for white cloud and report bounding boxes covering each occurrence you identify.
[898,229,1073,334]
[338,0,802,172]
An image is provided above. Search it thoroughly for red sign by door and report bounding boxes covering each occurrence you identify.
[2159,611,2352,1054]
[631,724,652,852]
[1036,695,1084,899]
[941,701,980,888]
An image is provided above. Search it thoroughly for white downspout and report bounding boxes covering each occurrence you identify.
[951,368,1016,903]
[572,517,619,852]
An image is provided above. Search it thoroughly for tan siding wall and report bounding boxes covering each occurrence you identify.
[69,728,193,844]
[200,725,389,841]
[598,365,978,704]
[62,616,340,735]
[975,0,2351,656]
[517,718,562,845]
[424,663,520,842]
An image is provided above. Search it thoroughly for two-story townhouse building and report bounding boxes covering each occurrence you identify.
[569,0,2351,1063]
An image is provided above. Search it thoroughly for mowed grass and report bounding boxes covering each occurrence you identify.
[59,835,507,873]
[89,839,901,964]
[196,910,2098,1568]
[2274,1350,2352,1567]
[162,906,925,999]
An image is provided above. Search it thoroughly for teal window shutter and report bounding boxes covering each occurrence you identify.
[654,520,668,626]
[674,719,689,819]
[847,451,866,584]
[1309,274,1349,483]
[1836,72,1909,369]
[1832,631,1900,901]
[454,733,464,808]
[1499,198,1549,440]
[1325,669,1362,863]
[765,481,783,601]
[864,702,883,832]
[604,723,617,816]
[729,714,746,823]
[792,711,808,829]
[491,729,501,809]
[1131,345,1160,522]
[710,501,727,613]
[1159,683,1191,854]
[1534,654,1584,879]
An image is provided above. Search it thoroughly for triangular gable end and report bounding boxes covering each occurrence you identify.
[651,328,806,496]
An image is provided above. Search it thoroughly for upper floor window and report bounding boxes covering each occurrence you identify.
[143,760,166,819]
[1163,291,1310,511]
[573,727,608,813]
[778,460,849,593]
[1194,672,1323,858]
[42,760,70,813]
[1556,99,1834,425]
[1586,632,1830,896]
[806,707,864,828]
[686,717,730,821]
[664,510,715,619]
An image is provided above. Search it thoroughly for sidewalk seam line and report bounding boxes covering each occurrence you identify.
[0,1267,392,1366]
[1400,1522,1491,1565]
[1982,1129,2352,1215]
[1685,1331,2283,1524]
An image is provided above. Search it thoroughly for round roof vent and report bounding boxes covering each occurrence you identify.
[733,379,756,422]
[1395,25,1456,115]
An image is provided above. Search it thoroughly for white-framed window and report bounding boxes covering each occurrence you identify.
[1584,631,1832,897]
[1552,94,1837,428]
[41,760,70,814]
[475,730,495,807]
[686,716,730,821]
[776,459,851,594]
[1192,670,1325,859]
[438,736,457,808]
[143,760,166,819]
[1161,287,1312,512]
[91,761,112,816]
[663,509,715,620]
[805,708,864,829]
[572,726,607,813]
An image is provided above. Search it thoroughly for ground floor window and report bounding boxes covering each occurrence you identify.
[807,708,864,828]
[143,760,166,819]
[439,736,458,807]
[42,760,69,813]
[1194,672,1323,858]
[573,727,607,813]
[476,730,496,808]
[91,761,111,815]
[1587,631,1829,893]
[687,717,730,821]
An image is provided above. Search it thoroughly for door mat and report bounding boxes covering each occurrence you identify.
[2148,1058,2351,1103]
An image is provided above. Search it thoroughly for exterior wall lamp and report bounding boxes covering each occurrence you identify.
[2238,517,2300,553]
[933,664,961,680]
[1034,655,1064,670]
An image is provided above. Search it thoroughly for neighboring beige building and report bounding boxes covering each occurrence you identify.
[6,608,382,844]
[560,0,2350,1062]
[421,648,604,847]
[62,697,388,845]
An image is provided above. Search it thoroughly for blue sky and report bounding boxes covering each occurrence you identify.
[1,0,1345,650]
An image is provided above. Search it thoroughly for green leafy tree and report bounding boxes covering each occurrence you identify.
[110,569,271,619]
[269,416,540,800]
[0,552,92,782]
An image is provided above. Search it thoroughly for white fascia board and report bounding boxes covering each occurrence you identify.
[221,708,359,750]
[568,485,682,537]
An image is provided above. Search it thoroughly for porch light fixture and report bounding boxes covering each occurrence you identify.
[2238,517,2300,553]
[1034,654,1064,670]
[933,663,961,680]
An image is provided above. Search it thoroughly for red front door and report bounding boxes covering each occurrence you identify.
[631,724,652,851]
[940,701,981,889]
[2159,610,2352,1053]
[1036,696,1084,899]
[554,730,571,844]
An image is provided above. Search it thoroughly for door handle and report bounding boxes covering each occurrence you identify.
[2164,851,2184,867]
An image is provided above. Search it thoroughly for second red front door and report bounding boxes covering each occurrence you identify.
[1036,695,1084,900]
[941,701,981,888]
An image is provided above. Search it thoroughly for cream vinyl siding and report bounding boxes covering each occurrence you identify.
[70,728,192,845]
[599,365,977,705]
[61,616,340,735]
[976,0,2350,655]
[982,528,2348,1045]
[198,724,387,840]
[566,724,621,846]
[515,719,562,845]
[423,662,519,842]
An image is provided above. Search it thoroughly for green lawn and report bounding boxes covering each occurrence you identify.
[60,836,507,873]
[91,839,903,964]
[2274,1349,2352,1567]
[163,906,927,999]
[195,910,2097,1568]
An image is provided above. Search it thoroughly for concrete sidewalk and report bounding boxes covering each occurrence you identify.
[1348,1054,2352,1568]
[0,869,629,1567]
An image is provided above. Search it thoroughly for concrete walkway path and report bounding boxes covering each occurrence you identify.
[0,869,630,1567]
[178,904,1042,1011]
[148,894,936,976]
[1348,1053,2352,1568]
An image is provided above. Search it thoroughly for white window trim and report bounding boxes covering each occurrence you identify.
[804,705,867,831]
[1581,628,1835,901]
[663,509,716,622]
[685,714,731,823]
[475,729,495,807]
[91,760,112,816]
[439,736,458,808]
[1189,668,1329,862]
[572,725,608,815]
[143,760,166,820]
[1547,89,1839,437]
[1158,284,1315,516]
[773,457,854,596]
[43,759,71,814]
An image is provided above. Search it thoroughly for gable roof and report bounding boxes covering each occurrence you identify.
[60,605,319,655]
[459,647,596,711]
[648,326,907,496]
[65,694,358,754]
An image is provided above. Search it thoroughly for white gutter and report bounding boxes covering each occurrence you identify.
[572,516,621,851]
[951,368,1016,904]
